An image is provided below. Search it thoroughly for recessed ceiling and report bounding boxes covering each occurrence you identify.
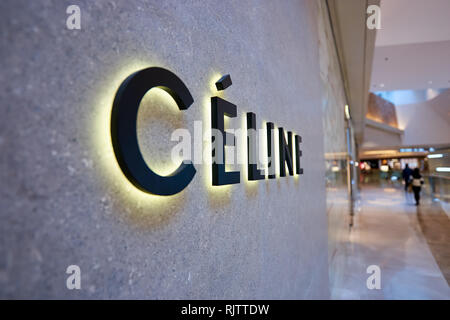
[371,40,450,91]
[376,0,450,47]
[371,0,450,91]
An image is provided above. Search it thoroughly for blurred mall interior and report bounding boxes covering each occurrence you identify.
[327,0,450,299]
[1,0,449,300]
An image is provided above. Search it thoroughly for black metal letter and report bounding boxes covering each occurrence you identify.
[211,97,240,185]
[215,74,232,91]
[295,135,304,175]
[279,128,294,177]
[111,67,196,196]
[266,122,276,179]
[246,112,265,180]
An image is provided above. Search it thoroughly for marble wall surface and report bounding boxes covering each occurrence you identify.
[316,0,353,293]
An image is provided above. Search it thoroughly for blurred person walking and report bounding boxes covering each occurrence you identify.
[411,168,424,205]
[402,164,413,191]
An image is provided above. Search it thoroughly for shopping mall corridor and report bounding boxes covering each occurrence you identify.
[332,185,450,299]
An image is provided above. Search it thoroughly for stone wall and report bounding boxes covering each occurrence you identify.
[0,0,344,298]
[316,0,352,297]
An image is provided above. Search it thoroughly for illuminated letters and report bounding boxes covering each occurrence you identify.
[247,112,265,181]
[266,122,276,179]
[211,96,240,185]
[295,135,304,174]
[278,128,294,177]
[110,68,304,195]
[111,67,196,196]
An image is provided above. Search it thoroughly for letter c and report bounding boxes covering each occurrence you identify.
[111,67,196,196]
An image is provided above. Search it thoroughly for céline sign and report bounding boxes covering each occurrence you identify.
[111,67,303,196]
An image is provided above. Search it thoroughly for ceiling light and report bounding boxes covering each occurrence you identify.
[344,104,351,120]
[427,154,443,158]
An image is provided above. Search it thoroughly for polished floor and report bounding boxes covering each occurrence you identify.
[332,185,450,299]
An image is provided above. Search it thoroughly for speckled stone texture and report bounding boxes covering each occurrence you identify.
[0,0,330,298]
[316,0,352,294]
